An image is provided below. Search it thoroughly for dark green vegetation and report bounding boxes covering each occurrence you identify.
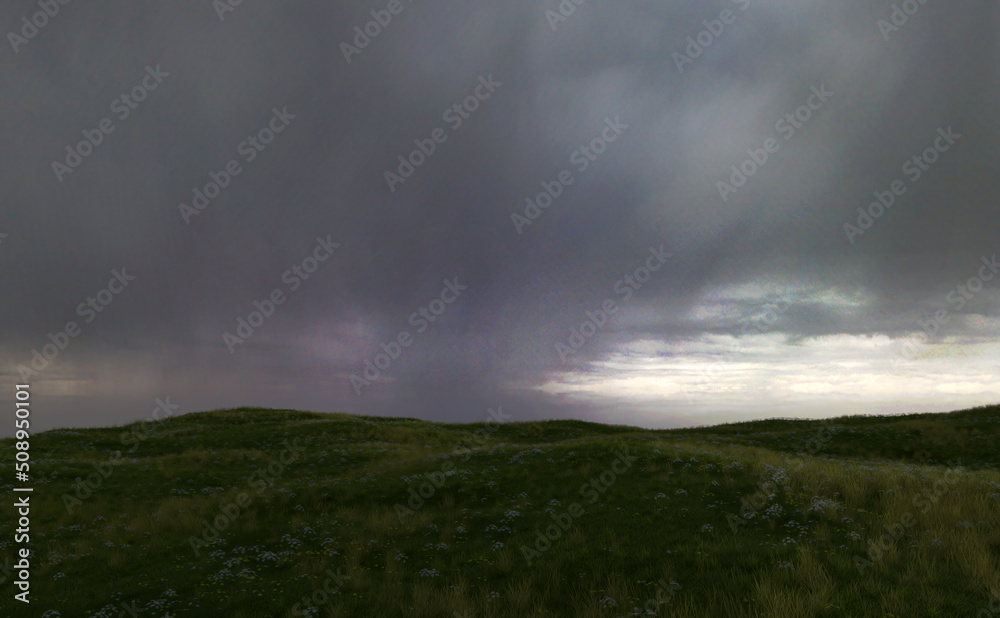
[3,404,1000,617]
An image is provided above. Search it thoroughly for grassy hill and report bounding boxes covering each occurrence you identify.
[3,404,1000,617]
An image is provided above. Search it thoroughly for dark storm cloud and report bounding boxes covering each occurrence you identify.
[1,0,997,433]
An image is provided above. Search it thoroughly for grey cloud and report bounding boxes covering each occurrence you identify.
[1,0,997,433]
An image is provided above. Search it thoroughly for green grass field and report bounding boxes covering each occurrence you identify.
[3,404,1000,617]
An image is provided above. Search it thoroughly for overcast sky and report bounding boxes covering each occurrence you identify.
[2,0,998,435]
